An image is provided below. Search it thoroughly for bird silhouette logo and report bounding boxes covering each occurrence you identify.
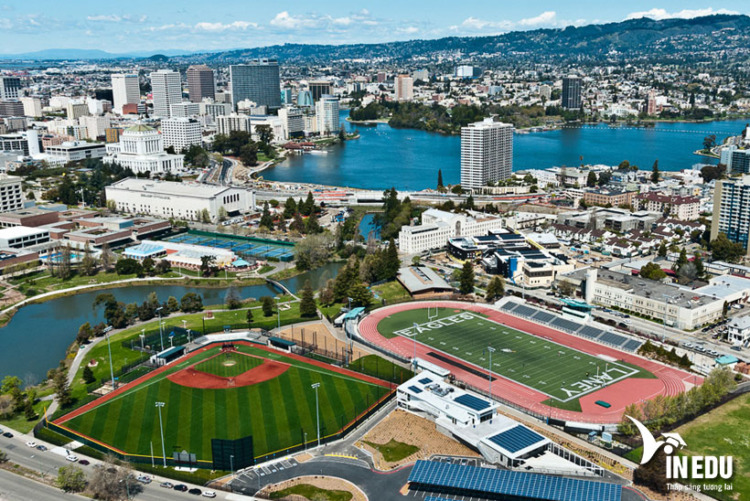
[627,416,687,464]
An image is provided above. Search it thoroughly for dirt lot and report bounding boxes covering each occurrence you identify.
[278,322,371,361]
[358,409,480,470]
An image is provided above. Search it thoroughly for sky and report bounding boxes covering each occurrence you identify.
[0,1,747,54]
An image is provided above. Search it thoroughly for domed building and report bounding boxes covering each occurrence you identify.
[104,123,183,174]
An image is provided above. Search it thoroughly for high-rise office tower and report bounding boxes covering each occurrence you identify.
[315,95,340,136]
[712,175,750,257]
[460,118,514,190]
[150,70,182,118]
[229,59,281,110]
[395,75,414,101]
[0,77,21,100]
[562,75,582,110]
[308,80,332,102]
[111,74,140,114]
[297,90,313,108]
[186,65,215,103]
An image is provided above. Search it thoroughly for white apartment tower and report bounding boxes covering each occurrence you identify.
[395,75,414,101]
[460,118,514,190]
[161,117,202,152]
[150,70,182,118]
[111,74,140,114]
[315,95,339,136]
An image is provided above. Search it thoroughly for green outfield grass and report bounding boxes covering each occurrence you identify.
[62,344,389,462]
[377,307,654,404]
[194,352,263,378]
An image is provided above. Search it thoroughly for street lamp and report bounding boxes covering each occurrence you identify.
[182,320,188,342]
[412,322,418,370]
[155,402,166,467]
[230,454,234,479]
[156,307,165,351]
[487,346,496,399]
[103,325,115,390]
[311,383,321,448]
[662,294,672,342]
[140,329,145,351]
[304,432,308,453]
[274,296,281,330]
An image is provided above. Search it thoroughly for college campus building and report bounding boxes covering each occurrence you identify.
[105,178,255,222]
[398,208,509,254]
[460,118,513,190]
[44,141,107,163]
[0,174,24,213]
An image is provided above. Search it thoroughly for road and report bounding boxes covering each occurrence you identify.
[0,468,88,501]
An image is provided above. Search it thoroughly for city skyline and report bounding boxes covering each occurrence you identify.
[0,1,746,54]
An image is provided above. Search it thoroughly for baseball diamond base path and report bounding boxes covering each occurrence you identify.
[358,301,700,424]
[167,353,290,390]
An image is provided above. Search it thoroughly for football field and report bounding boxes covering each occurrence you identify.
[377,307,654,403]
[60,344,390,462]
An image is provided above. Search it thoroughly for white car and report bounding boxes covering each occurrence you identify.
[25,441,36,448]
[65,455,78,462]
[202,492,216,498]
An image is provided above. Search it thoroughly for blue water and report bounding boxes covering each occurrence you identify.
[358,213,381,241]
[263,110,748,190]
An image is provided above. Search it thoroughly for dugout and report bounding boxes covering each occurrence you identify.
[268,336,296,351]
[150,346,185,366]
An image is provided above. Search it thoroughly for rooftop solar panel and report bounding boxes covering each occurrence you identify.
[425,497,461,501]
[454,394,491,411]
[418,378,432,385]
[408,385,423,394]
[408,460,622,501]
[487,425,546,453]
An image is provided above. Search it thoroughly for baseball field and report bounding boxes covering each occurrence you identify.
[58,343,391,462]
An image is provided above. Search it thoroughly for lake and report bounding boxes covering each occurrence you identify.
[263,110,748,190]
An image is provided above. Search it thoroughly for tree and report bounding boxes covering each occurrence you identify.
[586,171,597,187]
[485,276,505,302]
[657,240,667,258]
[115,258,143,277]
[199,255,217,277]
[180,292,203,312]
[557,280,576,297]
[87,457,138,501]
[348,282,373,307]
[305,211,321,234]
[255,124,274,145]
[225,287,242,310]
[99,243,114,272]
[200,208,212,224]
[703,134,716,152]
[166,296,180,312]
[0,394,13,419]
[640,262,667,281]
[57,465,86,493]
[239,142,258,166]
[651,160,660,183]
[53,245,72,280]
[437,169,444,190]
[155,259,171,275]
[381,238,400,281]
[283,197,297,219]
[318,279,335,306]
[710,233,745,263]
[142,256,155,276]
[259,202,274,230]
[299,281,317,318]
[693,253,705,279]
[672,247,689,273]
[294,233,334,271]
[597,171,612,186]
[338,127,346,142]
[82,365,95,384]
[459,261,475,295]
[218,206,228,222]
[23,396,36,420]
[52,369,72,408]
[261,296,274,317]
[80,242,97,276]
[76,322,93,344]
[246,308,254,328]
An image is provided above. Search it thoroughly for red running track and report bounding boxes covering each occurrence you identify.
[359,301,702,424]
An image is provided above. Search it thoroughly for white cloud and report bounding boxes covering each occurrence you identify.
[456,16,513,31]
[625,7,739,21]
[518,11,557,27]
[398,26,419,34]
[194,21,258,32]
[270,11,320,29]
[87,14,121,22]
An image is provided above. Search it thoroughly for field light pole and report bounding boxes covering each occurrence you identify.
[312,383,321,448]
[487,346,496,399]
[230,454,234,479]
[103,325,114,389]
[156,307,164,351]
[274,296,281,330]
[155,402,166,467]
[140,329,145,351]
[413,322,418,369]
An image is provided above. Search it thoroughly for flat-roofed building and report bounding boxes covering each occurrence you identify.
[44,141,106,163]
[0,174,24,213]
[0,226,50,249]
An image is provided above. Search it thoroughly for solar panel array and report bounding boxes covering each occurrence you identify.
[425,497,461,501]
[419,377,433,385]
[408,385,423,394]
[486,425,546,454]
[454,394,491,411]
[500,301,643,353]
[408,460,622,501]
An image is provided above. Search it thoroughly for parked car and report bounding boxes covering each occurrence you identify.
[160,482,174,489]
[65,455,78,462]
[173,484,188,492]
[78,459,90,466]
[188,488,202,495]
[202,492,217,498]
[25,441,36,448]
[2,432,14,438]
[136,475,151,484]
[36,445,47,452]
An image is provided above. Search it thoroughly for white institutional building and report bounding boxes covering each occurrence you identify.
[105,178,255,222]
[161,117,202,152]
[460,118,514,190]
[315,95,340,136]
[398,208,507,254]
[104,124,183,174]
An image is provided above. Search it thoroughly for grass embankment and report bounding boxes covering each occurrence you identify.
[363,439,419,462]
[270,484,352,501]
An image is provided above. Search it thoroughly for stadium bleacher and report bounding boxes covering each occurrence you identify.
[408,460,622,501]
[549,317,582,333]
[578,325,605,340]
[531,310,556,324]
[512,304,536,318]
[486,425,546,454]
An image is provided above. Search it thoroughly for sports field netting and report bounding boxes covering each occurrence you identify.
[62,344,389,461]
[377,307,653,403]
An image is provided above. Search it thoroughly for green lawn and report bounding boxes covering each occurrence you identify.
[364,438,419,462]
[348,354,413,385]
[63,344,390,462]
[371,281,410,303]
[270,484,352,501]
[377,307,654,403]
[194,352,263,378]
